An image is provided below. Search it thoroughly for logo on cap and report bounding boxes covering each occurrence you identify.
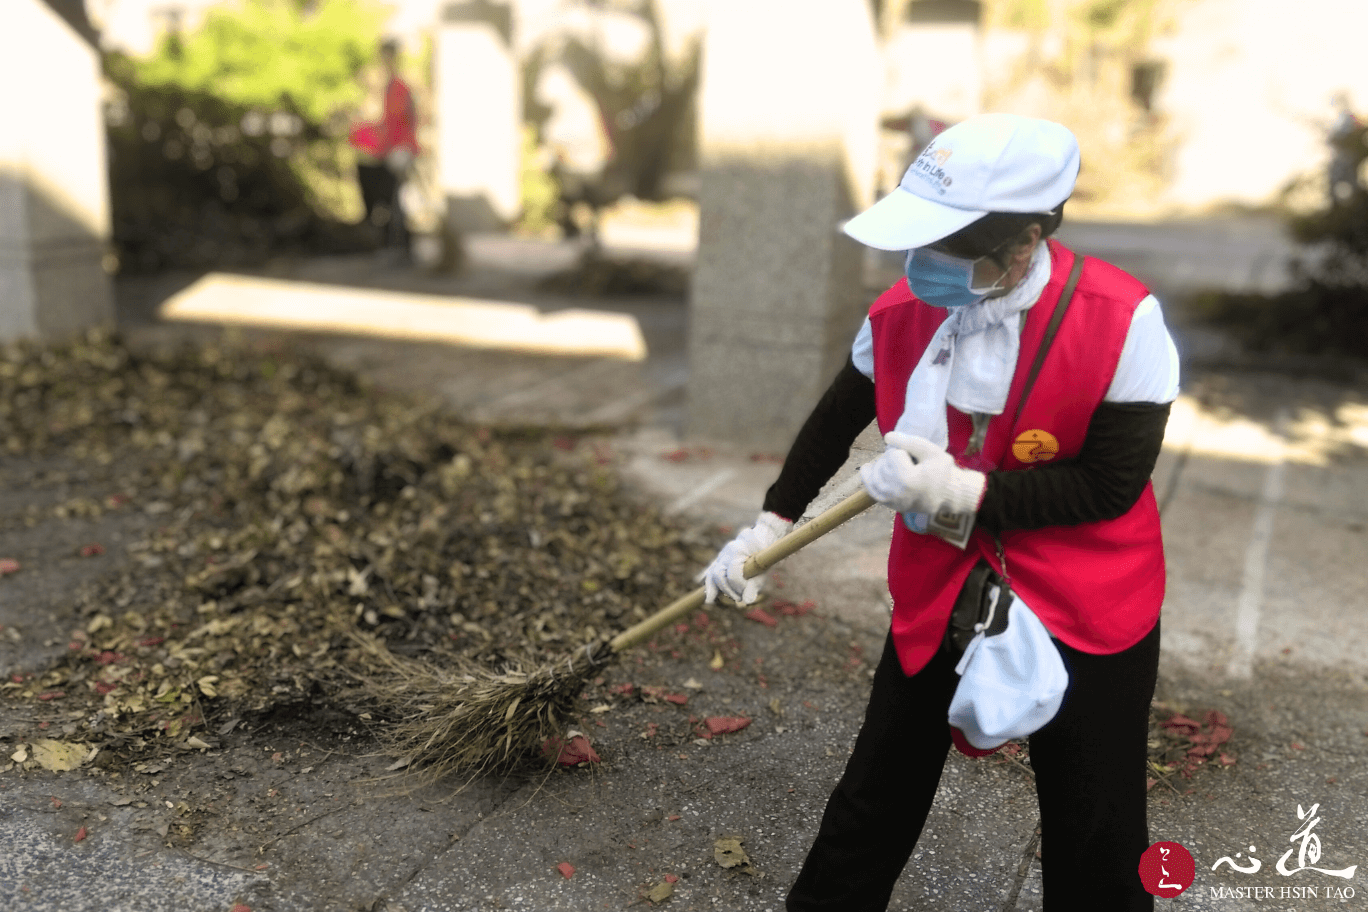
[1012,429,1059,464]
[907,143,956,196]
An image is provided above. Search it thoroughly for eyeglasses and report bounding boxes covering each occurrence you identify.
[925,235,1014,268]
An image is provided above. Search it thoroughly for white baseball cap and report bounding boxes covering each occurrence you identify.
[843,113,1081,251]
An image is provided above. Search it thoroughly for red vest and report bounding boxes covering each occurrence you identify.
[869,240,1166,675]
[382,77,420,154]
[348,77,420,158]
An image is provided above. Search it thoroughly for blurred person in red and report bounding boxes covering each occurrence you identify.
[349,39,419,257]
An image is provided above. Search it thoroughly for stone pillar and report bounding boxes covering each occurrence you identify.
[687,0,881,449]
[435,0,522,232]
[0,0,114,341]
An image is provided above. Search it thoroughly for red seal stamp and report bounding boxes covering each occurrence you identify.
[1139,841,1195,897]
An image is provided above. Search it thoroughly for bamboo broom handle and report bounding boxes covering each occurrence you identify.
[608,488,877,655]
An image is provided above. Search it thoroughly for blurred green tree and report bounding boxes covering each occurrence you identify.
[105,0,390,271]
[133,0,383,126]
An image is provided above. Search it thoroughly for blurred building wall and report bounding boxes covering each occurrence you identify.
[1,0,114,341]
[884,23,981,121]
[883,0,983,122]
[686,0,880,449]
[436,0,522,231]
[884,0,1368,212]
[85,0,223,54]
[1150,0,1368,209]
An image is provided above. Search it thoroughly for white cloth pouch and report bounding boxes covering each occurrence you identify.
[948,593,1069,750]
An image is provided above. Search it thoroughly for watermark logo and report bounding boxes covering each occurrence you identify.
[1140,841,1195,897]
[1212,803,1358,880]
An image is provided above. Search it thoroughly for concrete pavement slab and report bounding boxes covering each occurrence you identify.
[0,800,262,912]
[1155,475,1262,679]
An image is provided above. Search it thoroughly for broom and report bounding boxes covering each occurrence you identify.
[353,487,877,780]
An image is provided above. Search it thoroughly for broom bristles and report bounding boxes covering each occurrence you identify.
[351,634,610,782]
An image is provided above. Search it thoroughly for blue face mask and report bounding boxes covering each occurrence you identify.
[904,247,1007,308]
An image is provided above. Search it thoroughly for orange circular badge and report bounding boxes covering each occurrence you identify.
[1012,429,1059,464]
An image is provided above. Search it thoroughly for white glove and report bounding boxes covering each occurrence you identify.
[860,432,987,516]
[699,511,793,605]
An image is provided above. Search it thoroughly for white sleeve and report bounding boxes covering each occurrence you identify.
[851,317,875,380]
[1104,295,1181,404]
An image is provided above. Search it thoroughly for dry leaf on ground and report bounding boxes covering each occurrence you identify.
[645,880,674,903]
[29,739,91,772]
[714,836,751,869]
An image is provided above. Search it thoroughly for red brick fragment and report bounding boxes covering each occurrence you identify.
[705,716,753,736]
[542,735,601,766]
[640,686,687,705]
[744,607,777,628]
[772,598,816,617]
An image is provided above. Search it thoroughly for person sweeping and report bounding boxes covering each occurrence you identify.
[700,114,1180,912]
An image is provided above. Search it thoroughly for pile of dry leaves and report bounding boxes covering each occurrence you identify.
[1147,704,1237,790]
[1,329,713,762]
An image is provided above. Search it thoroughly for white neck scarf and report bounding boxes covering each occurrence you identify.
[893,243,1054,447]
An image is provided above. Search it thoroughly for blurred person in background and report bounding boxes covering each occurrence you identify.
[350,38,419,258]
[700,114,1180,911]
[1328,91,1361,204]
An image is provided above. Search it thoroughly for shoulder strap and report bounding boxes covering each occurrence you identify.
[1013,251,1084,426]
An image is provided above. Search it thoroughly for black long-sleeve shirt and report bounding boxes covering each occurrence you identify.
[761,356,1171,533]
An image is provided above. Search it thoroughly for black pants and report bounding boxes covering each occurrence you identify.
[787,620,1161,912]
[356,161,409,249]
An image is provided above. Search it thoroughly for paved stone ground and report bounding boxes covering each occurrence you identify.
[2,216,1367,911]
